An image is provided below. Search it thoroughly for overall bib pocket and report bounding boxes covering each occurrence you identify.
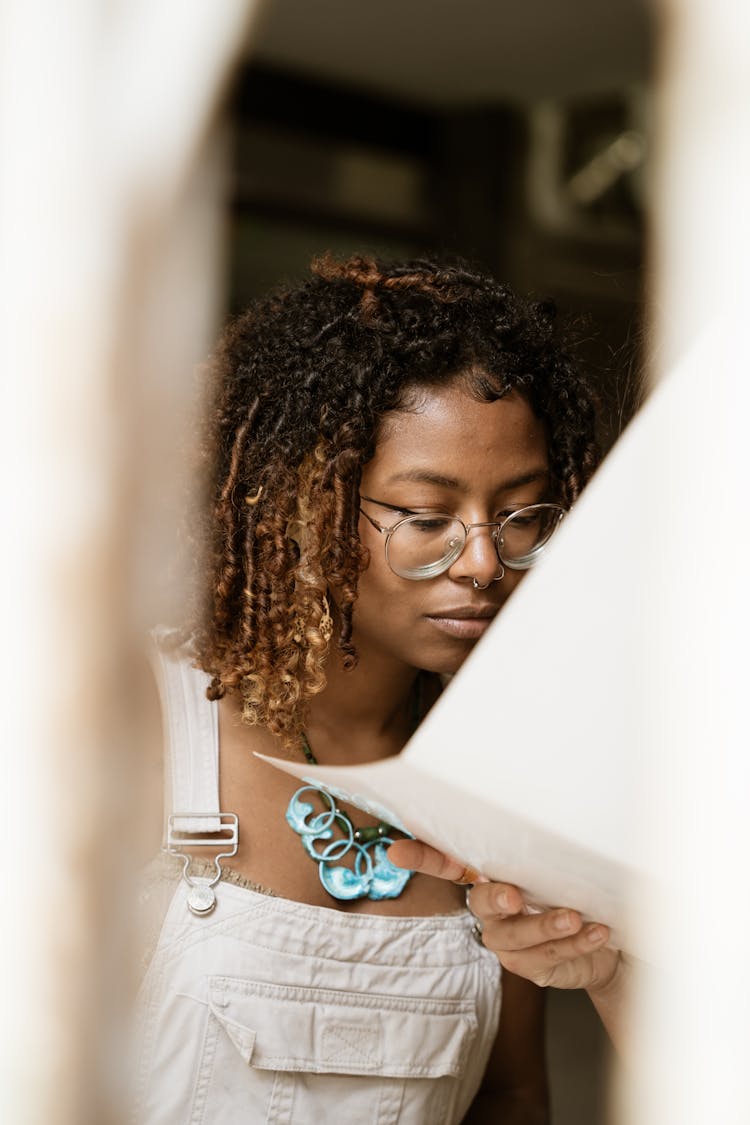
[188,974,479,1124]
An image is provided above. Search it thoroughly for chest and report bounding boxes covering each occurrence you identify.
[215,709,465,917]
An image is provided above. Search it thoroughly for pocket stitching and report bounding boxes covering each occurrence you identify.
[321,1024,382,1066]
[188,1002,216,1125]
[210,974,476,1017]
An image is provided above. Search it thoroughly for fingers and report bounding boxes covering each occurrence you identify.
[388,841,614,989]
[467,880,525,918]
[387,839,476,882]
[500,928,613,989]
[482,907,582,950]
[465,882,613,988]
[481,910,611,987]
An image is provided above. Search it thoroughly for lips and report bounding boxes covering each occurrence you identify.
[425,605,498,640]
[428,605,498,619]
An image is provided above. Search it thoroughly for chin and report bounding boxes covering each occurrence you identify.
[441,650,474,676]
[415,638,478,678]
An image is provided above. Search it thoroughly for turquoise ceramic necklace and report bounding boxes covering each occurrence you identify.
[284,679,428,902]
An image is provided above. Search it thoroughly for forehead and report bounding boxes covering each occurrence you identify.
[365,383,548,487]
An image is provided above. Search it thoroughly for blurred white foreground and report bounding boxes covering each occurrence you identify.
[0,3,256,1122]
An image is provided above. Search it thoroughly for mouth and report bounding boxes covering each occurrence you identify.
[425,606,499,640]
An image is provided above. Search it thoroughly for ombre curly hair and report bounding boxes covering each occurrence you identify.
[189,253,599,745]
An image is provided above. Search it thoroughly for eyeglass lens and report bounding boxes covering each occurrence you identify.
[385,506,563,580]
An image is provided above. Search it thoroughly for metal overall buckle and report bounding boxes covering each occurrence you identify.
[165,812,239,917]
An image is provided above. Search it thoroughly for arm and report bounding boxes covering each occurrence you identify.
[585,955,631,1049]
[464,970,549,1125]
[389,840,626,1049]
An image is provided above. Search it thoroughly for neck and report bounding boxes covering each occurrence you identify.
[304,645,421,766]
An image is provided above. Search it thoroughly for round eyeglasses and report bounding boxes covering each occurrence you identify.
[359,496,566,581]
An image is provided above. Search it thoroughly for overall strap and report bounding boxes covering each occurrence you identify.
[149,626,221,836]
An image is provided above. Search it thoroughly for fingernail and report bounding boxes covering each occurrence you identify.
[553,910,572,932]
[495,888,509,911]
[454,866,480,886]
[586,925,606,944]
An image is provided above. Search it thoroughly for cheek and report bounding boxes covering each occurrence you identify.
[501,568,527,597]
[357,523,398,588]
[356,548,409,606]
[352,549,423,636]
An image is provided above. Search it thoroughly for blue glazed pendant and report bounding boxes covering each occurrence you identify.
[285,785,414,901]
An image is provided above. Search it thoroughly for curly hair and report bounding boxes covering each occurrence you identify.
[189,253,599,745]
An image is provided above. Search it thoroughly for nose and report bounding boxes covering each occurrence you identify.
[446,524,503,587]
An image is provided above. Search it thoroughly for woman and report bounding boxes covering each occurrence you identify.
[135,254,600,1123]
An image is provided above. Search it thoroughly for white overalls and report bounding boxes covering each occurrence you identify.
[133,640,501,1124]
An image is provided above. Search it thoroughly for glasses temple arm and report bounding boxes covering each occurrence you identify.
[358,507,387,534]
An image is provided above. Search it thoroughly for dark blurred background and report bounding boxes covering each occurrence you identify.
[225,3,653,1117]
[226,0,652,455]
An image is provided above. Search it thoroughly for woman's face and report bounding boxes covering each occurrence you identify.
[353,381,552,676]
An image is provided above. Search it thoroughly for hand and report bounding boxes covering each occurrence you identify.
[388,839,621,993]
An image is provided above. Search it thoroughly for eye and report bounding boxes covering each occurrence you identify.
[376,502,417,517]
[506,511,541,527]
[497,500,548,522]
[409,515,455,533]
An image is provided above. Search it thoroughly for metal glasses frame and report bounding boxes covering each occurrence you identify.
[359,495,566,580]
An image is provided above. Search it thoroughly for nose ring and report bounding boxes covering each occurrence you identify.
[472,565,505,590]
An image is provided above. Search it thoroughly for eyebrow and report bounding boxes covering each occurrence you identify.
[384,468,550,492]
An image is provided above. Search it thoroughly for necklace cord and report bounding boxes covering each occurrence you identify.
[288,674,433,901]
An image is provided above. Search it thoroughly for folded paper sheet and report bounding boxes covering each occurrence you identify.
[260,340,712,961]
